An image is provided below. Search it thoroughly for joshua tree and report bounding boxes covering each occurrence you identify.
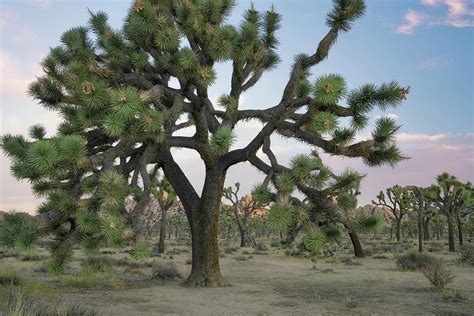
[372,185,414,242]
[426,173,473,252]
[222,182,268,247]
[332,176,384,257]
[405,186,432,252]
[150,170,177,253]
[1,0,409,286]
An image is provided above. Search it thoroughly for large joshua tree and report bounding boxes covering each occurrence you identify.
[1,0,409,286]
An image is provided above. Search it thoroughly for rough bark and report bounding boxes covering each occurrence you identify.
[158,206,167,254]
[185,167,228,287]
[456,214,463,246]
[348,229,364,258]
[447,214,456,252]
[395,220,401,242]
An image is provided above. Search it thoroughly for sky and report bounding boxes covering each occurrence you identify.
[0,0,473,214]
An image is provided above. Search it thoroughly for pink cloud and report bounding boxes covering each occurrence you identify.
[397,10,427,34]
[0,8,18,29]
[397,0,474,34]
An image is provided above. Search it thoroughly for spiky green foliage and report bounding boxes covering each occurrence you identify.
[0,212,38,250]
[76,208,100,234]
[321,225,342,241]
[304,229,328,253]
[1,134,29,161]
[251,183,272,205]
[26,140,58,174]
[110,86,142,121]
[97,170,128,210]
[29,124,46,140]
[290,154,317,183]
[275,172,295,195]
[292,206,310,225]
[311,111,339,134]
[268,203,293,231]
[313,74,346,105]
[210,126,236,155]
[326,0,366,31]
[131,243,150,261]
[57,134,87,163]
[354,214,384,233]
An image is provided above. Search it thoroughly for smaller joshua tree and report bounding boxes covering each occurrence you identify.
[150,169,177,254]
[331,174,384,257]
[222,182,268,247]
[405,186,432,252]
[372,185,414,242]
[426,173,473,252]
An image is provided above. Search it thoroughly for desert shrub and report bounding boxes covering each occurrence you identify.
[235,256,248,261]
[0,265,22,286]
[270,240,280,248]
[427,241,444,253]
[61,268,126,289]
[457,244,474,266]
[151,262,181,280]
[80,256,113,272]
[421,258,455,290]
[241,250,250,255]
[395,251,434,271]
[255,242,268,251]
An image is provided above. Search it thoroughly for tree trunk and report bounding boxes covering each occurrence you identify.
[436,226,440,240]
[239,227,246,247]
[348,229,364,258]
[447,214,455,252]
[185,167,228,287]
[423,218,430,241]
[395,220,401,242]
[284,223,302,248]
[158,206,167,254]
[456,215,463,246]
[417,210,423,253]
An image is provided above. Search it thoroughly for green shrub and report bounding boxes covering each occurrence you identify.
[422,258,455,290]
[395,251,434,271]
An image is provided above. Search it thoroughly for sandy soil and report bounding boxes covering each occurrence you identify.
[58,248,474,315]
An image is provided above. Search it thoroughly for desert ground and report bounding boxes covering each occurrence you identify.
[1,237,473,315]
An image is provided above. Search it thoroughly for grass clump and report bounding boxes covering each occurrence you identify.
[61,268,126,289]
[395,251,434,271]
[80,256,113,272]
[421,258,455,290]
[151,262,181,280]
[3,289,96,315]
[0,264,23,286]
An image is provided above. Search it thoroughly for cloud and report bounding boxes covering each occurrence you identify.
[417,57,454,70]
[397,0,474,34]
[397,10,427,34]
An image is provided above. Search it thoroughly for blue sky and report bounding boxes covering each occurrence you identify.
[1,0,473,212]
